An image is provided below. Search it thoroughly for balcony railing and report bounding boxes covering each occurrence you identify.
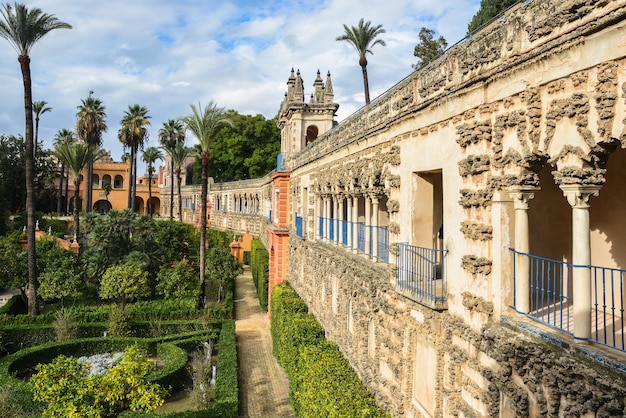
[374,225,389,263]
[511,249,625,352]
[357,222,366,253]
[396,243,447,310]
[340,220,348,246]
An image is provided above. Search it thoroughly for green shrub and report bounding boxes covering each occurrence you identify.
[0,294,26,315]
[52,309,78,341]
[250,239,269,311]
[206,229,233,249]
[108,306,135,337]
[213,320,238,418]
[270,283,389,418]
[151,343,188,392]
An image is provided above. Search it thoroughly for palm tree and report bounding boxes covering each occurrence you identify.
[119,104,151,212]
[158,119,186,219]
[141,146,163,217]
[336,18,386,105]
[32,100,51,159]
[181,102,232,307]
[169,141,193,222]
[55,141,101,252]
[53,128,75,215]
[76,94,107,213]
[0,3,71,316]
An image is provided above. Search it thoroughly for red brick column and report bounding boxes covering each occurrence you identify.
[266,171,290,316]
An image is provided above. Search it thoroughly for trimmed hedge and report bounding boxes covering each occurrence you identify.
[1,297,200,327]
[249,239,269,311]
[212,319,238,417]
[0,293,26,315]
[0,320,213,355]
[118,321,238,418]
[271,283,390,418]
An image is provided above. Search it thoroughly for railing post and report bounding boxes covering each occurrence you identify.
[508,186,539,314]
[561,185,601,341]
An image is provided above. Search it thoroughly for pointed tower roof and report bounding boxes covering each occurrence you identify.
[313,69,324,103]
[294,69,305,102]
[324,71,334,104]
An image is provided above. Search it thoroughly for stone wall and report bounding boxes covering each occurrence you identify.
[287,238,626,417]
[183,0,626,416]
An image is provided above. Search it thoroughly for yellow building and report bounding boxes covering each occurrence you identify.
[64,151,162,215]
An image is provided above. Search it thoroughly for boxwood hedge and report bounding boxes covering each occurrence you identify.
[271,283,390,418]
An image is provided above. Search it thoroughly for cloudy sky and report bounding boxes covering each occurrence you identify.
[0,0,480,162]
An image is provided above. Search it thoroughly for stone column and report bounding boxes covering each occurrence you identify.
[371,196,379,261]
[333,195,340,244]
[325,196,331,242]
[508,186,539,314]
[365,195,371,257]
[316,195,323,240]
[561,184,600,341]
[346,195,353,248]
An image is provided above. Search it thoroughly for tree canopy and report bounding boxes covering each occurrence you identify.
[413,27,448,69]
[467,0,520,34]
[191,110,280,183]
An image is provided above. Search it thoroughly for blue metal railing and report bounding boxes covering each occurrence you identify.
[511,249,626,352]
[357,222,366,253]
[318,217,324,238]
[268,210,272,223]
[340,220,348,246]
[375,226,389,263]
[592,265,626,351]
[396,243,447,309]
[295,214,303,238]
[329,218,335,241]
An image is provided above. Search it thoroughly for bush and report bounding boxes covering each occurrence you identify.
[53,309,77,341]
[270,283,389,418]
[213,320,238,418]
[108,306,135,337]
[249,240,269,311]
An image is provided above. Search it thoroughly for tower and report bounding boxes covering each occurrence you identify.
[277,69,339,166]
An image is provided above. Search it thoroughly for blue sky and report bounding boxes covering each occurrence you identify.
[0,0,480,163]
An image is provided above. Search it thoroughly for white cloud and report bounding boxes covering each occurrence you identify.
[0,0,480,160]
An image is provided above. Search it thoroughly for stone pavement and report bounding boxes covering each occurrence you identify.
[235,266,295,418]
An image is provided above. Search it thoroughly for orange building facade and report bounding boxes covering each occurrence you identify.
[61,152,162,215]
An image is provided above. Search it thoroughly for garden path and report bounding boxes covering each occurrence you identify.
[235,266,295,418]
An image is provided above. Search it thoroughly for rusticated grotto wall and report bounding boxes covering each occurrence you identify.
[287,238,626,417]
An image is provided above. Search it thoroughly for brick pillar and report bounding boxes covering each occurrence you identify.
[267,171,290,316]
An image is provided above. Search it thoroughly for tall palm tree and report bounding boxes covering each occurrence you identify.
[181,102,232,307]
[53,128,75,215]
[336,18,386,105]
[32,100,51,159]
[54,141,101,253]
[76,94,107,213]
[141,146,163,217]
[119,104,151,212]
[169,141,193,222]
[0,3,71,316]
[158,119,186,220]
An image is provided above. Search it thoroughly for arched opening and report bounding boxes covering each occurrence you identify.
[113,175,124,189]
[102,174,112,188]
[91,174,100,189]
[148,197,161,216]
[134,196,145,214]
[305,125,319,146]
[94,199,111,214]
